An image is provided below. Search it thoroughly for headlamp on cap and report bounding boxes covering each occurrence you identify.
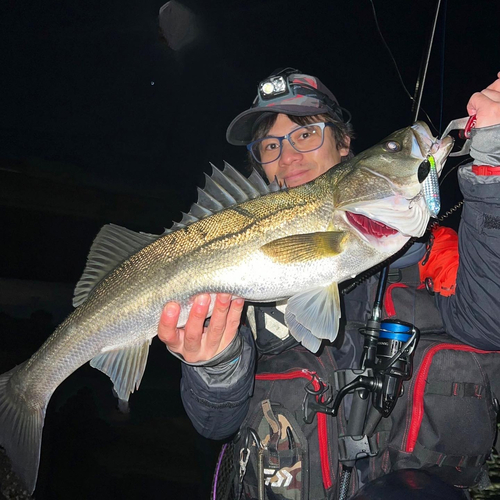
[258,75,290,100]
[226,68,351,146]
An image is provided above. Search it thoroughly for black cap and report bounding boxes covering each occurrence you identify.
[226,70,345,146]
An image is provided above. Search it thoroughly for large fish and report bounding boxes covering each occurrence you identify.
[0,122,453,493]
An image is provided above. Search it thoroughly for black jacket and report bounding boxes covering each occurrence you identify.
[179,125,500,440]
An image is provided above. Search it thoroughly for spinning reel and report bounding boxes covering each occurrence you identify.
[302,267,420,450]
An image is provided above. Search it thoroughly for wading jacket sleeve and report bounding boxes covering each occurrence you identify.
[179,325,256,439]
[436,124,500,350]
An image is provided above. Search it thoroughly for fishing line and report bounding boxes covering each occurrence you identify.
[439,157,469,187]
[368,0,436,129]
[344,2,448,294]
[432,157,468,225]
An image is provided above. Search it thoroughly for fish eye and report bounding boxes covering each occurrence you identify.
[418,159,431,183]
[385,141,401,152]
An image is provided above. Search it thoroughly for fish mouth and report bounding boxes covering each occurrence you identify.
[412,121,454,173]
[346,212,399,238]
[343,193,430,244]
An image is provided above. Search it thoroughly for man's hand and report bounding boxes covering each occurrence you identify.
[158,293,245,363]
[467,71,500,128]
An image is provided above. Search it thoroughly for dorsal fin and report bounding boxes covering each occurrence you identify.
[248,168,274,195]
[203,172,237,206]
[73,224,159,307]
[196,187,225,212]
[209,162,248,203]
[221,161,262,199]
[163,162,280,234]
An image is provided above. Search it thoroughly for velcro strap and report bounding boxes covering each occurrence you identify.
[413,441,488,468]
[472,165,500,176]
[426,381,485,398]
[484,214,500,230]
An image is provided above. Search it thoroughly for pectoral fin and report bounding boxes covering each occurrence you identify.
[284,282,341,353]
[90,339,152,401]
[261,231,348,264]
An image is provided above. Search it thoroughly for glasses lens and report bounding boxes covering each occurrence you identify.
[289,124,325,152]
[251,137,281,164]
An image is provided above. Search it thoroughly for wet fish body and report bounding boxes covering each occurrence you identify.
[0,122,453,493]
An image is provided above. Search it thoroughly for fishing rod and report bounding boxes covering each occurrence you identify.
[411,0,443,122]
[303,6,449,500]
[360,0,443,389]
[336,2,444,498]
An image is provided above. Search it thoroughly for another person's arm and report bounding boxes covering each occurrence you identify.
[437,73,500,349]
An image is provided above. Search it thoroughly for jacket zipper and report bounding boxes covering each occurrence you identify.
[255,369,333,490]
[406,343,494,452]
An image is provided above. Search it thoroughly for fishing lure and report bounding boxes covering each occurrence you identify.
[422,155,440,217]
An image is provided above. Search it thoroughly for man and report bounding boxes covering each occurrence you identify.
[159,69,354,367]
[159,69,500,497]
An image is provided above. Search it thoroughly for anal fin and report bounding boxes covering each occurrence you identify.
[90,339,152,401]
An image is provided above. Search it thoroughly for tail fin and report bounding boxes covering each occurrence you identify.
[0,363,46,494]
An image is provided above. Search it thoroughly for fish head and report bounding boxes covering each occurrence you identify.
[333,121,454,252]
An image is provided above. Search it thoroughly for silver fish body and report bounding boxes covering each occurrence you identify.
[0,121,453,493]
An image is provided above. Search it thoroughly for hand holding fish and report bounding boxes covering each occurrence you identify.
[158,293,245,363]
[467,71,500,128]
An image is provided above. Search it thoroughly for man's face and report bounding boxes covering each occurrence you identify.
[261,114,350,188]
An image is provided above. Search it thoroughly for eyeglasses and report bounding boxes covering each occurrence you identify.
[247,122,334,165]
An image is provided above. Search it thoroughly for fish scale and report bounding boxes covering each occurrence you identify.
[0,121,453,493]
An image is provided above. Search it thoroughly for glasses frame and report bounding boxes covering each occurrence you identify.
[246,122,334,165]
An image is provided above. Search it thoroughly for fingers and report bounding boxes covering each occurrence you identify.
[467,88,500,114]
[467,94,500,128]
[159,293,245,363]
[467,92,487,116]
[158,301,182,349]
[481,88,500,103]
[225,298,245,338]
[467,73,500,128]
[205,294,232,350]
[183,294,211,353]
[206,295,245,352]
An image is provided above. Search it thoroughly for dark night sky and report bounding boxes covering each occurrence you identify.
[1,0,500,284]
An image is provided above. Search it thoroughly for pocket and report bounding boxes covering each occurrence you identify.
[236,399,309,500]
[255,369,335,493]
[399,344,498,486]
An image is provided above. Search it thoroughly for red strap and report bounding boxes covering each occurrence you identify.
[406,343,496,453]
[384,283,408,317]
[472,165,500,176]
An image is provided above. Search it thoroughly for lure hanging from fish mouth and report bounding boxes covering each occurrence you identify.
[421,154,440,217]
